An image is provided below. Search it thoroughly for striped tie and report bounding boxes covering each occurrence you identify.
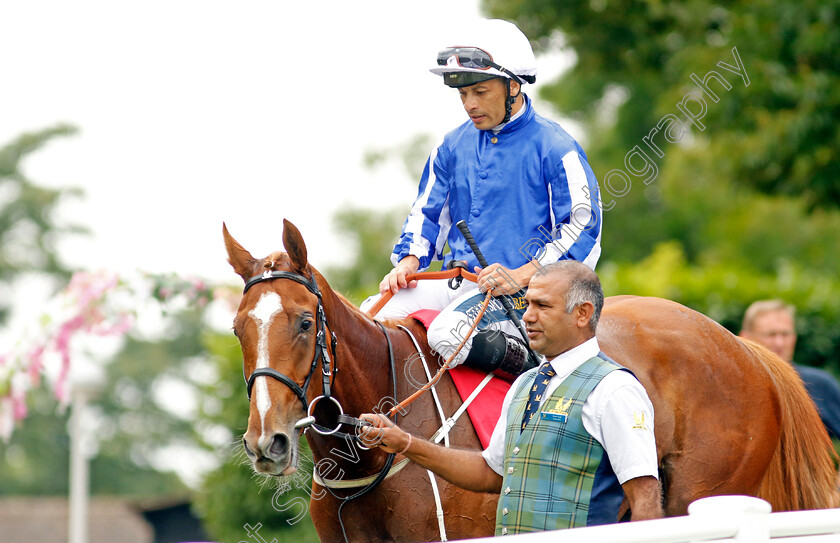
[520,361,556,432]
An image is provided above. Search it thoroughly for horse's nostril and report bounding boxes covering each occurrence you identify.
[269,433,290,459]
[243,437,256,458]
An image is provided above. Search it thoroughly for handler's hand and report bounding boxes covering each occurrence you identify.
[475,263,528,296]
[358,413,411,454]
[379,256,420,296]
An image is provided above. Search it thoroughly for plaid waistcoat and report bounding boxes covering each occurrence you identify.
[495,354,622,536]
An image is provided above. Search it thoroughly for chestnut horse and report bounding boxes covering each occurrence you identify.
[224,220,839,542]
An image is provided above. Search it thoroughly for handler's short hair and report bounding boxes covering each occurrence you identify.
[536,261,603,332]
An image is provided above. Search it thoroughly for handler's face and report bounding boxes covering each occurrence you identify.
[522,274,587,359]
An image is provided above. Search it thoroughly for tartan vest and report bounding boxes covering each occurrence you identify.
[495,354,625,536]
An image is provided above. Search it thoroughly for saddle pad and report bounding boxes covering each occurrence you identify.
[409,310,511,449]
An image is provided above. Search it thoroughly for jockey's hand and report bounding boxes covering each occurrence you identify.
[379,256,420,295]
[475,263,531,295]
[358,413,411,454]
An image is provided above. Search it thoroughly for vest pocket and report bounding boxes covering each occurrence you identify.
[533,498,575,529]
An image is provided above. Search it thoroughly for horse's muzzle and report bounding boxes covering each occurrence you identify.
[243,432,297,476]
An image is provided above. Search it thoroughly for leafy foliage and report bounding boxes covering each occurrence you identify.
[482,0,840,372]
[0,125,84,323]
[0,388,188,496]
[601,242,840,375]
[324,207,405,305]
[484,0,840,209]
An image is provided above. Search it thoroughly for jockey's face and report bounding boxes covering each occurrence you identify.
[458,78,522,130]
[744,310,797,363]
[522,273,594,359]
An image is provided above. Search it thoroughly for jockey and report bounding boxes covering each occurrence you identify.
[361,19,603,379]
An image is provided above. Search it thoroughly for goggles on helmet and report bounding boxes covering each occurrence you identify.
[436,47,524,84]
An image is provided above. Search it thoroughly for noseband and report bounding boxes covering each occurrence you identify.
[242,270,337,417]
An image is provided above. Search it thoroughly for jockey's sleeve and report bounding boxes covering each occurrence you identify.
[532,150,602,271]
[391,140,451,271]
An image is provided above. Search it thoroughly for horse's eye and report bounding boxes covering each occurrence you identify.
[300,319,314,333]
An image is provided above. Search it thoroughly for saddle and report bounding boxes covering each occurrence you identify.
[410,309,511,448]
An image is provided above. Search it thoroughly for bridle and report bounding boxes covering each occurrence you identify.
[241,268,400,442]
[243,269,337,427]
[239,267,399,543]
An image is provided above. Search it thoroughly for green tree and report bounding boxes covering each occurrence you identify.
[599,241,840,374]
[477,0,840,373]
[485,0,840,208]
[325,208,405,305]
[0,270,244,502]
[0,124,84,323]
[484,0,840,262]
[0,305,221,498]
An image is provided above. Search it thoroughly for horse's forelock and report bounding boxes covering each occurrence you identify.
[262,251,288,271]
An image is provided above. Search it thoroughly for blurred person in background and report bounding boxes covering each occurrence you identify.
[740,299,840,440]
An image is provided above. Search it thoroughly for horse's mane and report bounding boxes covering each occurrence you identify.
[742,338,840,510]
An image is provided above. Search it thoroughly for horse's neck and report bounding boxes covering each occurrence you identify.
[323,288,398,403]
[307,286,410,469]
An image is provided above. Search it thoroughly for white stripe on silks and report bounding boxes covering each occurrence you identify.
[248,292,284,447]
[434,197,452,259]
[547,183,556,230]
[538,151,597,269]
[405,137,444,244]
[582,230,602,270]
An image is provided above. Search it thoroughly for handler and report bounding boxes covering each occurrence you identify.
[361,19,603,379]
[360,262,662,535]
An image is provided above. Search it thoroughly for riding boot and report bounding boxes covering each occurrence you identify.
[463,329,539,382]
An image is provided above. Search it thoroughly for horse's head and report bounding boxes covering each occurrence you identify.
[223,219,326,476]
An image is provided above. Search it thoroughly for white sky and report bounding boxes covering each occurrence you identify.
[0,0,578,485]
[0,0,576,286]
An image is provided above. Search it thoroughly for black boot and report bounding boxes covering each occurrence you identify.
[463,330,539,382]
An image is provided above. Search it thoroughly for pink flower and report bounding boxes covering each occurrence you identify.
[27,344,45,387]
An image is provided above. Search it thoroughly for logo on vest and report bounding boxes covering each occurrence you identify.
[632,410,648,430]
[541,396,573,423]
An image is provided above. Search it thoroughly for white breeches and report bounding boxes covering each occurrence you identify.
[361,280,524,366]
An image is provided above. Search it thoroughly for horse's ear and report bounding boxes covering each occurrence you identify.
[223,222,256,282]
[282,219,308,274]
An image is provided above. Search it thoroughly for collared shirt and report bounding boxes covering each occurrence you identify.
[482,337,658,485]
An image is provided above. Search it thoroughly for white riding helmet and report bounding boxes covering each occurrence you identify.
[430,19,538,89]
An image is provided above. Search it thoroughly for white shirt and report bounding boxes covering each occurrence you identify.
[482,337,658,484]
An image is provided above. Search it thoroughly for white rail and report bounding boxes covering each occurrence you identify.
[464,496,840,542]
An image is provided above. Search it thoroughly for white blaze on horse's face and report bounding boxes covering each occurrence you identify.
[248,291,283,442]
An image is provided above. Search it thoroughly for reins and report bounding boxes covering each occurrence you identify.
[364,267,479,317]
[242,265,491,443]
[240,265,490,543]
[364,267,492,418]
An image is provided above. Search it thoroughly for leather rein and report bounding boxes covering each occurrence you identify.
[240,265,485,543]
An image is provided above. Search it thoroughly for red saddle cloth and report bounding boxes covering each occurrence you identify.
[409,309,512,448]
